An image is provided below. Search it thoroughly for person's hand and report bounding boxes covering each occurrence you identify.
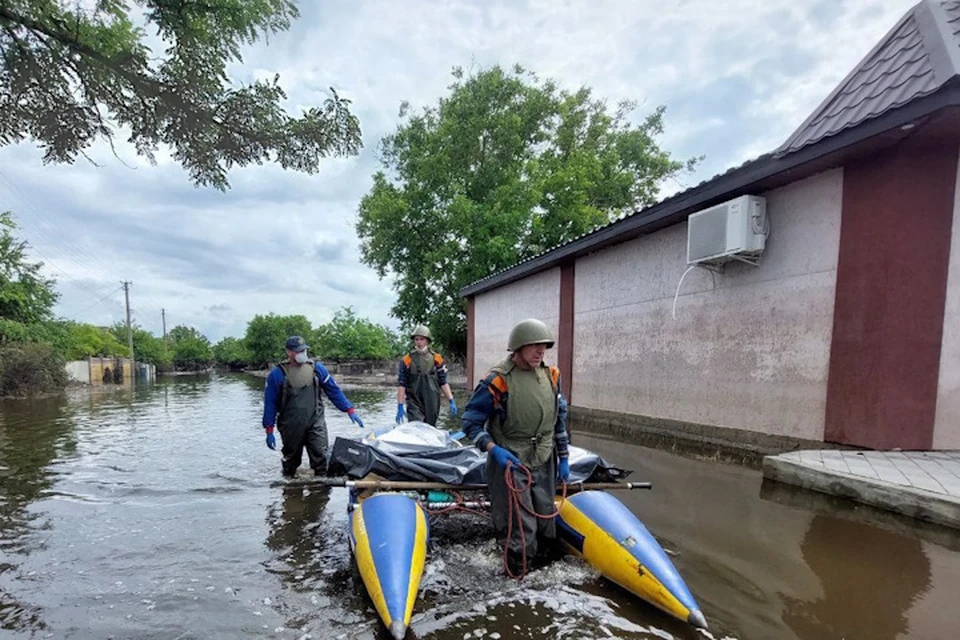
[348,409,364,428]
[489,445,520,469]
[558,457,570,483]
[396,403,405,424]
[265,426,276,450]
[448,398,458,417]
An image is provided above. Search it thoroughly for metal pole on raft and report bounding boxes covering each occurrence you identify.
[273,477,653,492]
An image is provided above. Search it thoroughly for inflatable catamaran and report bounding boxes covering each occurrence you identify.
[317,422,707,639]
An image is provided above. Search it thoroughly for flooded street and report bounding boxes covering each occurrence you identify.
[2,374,959,640]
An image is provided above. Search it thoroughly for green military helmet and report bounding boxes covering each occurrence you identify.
[507,318,555,351]
[410,325,432,341]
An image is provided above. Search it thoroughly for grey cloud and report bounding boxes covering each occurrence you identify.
[206,304,232,313]
[1,0,920,343]
[313,240,347,263]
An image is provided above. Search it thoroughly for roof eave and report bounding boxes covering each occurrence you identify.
[460,85,960,298]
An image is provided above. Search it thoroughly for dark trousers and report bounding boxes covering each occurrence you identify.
[278,418,329,476]
[487,454,557,573]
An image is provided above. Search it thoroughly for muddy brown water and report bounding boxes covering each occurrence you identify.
[1,374,958,639]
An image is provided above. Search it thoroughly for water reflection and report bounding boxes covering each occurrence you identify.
[0,394,76,554]
[0,377,957,639]
[263,485,335,593]
[782,514,932,640]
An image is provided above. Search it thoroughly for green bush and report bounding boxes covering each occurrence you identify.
[0,342,68,397]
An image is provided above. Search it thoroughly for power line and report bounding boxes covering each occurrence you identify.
[0,170,124,287]
[58,285,124,320]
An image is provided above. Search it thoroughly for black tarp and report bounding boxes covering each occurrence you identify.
[327,422,632,486]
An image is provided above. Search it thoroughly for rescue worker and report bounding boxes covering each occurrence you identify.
[262,335,365,478]
[396,325,458,425]
[460,318,570,577]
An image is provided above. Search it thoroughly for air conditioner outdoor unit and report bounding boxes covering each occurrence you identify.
[686,195,768,265]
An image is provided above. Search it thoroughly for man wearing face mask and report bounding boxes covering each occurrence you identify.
[262,335,365,478]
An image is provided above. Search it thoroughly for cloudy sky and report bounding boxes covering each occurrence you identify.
[0,0,918,342]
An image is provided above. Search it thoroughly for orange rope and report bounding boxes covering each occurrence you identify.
[502,462,567,580]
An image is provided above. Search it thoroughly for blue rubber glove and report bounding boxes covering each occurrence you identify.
[558,457,570,483]
[265,427,276,450]
[396,403,405,424]
[448,398,458,417]
[348,409,364,428]
[489,445,521,469]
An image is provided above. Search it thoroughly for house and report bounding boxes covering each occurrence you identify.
[460,0,960,454]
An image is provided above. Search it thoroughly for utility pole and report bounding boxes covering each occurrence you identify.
[122,281,135,382]
[161,308,168,363]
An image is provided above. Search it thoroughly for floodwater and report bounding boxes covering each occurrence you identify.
[1,374,959,640]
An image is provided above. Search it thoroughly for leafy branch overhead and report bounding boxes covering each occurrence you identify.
[357,64,702,356]
[0,0,362,189]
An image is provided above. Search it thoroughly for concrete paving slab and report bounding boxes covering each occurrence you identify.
[763,450,960,530]
[842,453,880,479]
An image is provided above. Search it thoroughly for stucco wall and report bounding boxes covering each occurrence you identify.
[473,268,561,378]
[934,145,960,449]
[65,361,90,384]
[572,169,843,440]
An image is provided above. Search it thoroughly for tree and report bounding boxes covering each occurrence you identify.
[168,324,212,370]
[57,321,129,359]
[243,313,311,368]
[0,1,362,190]
[109,323,169,368]
[0,211,57,334]
[213,336,250,370]
[357,65,700,355]
[313,306,400,361]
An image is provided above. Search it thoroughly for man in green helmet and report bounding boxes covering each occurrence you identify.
[460,318,570,577]
[396,325,458,426]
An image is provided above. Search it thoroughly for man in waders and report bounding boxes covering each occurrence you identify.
[396,325,458,425]
[262,336,365,478]
[460,318,570,577]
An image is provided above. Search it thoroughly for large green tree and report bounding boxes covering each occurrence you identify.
[212,335,250,370]
[109,322,169,367]
[243,312,311,368]
[313,306,400,361]
[357,65,699,355]
[0,211,57,343]
[168,324,212,370]
[0,1,361,189]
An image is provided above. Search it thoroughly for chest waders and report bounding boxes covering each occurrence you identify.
[404,350,442,426]
[483,358,561,574]
[276,361,328,477]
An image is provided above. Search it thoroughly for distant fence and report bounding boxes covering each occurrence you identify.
[65,357,156,385]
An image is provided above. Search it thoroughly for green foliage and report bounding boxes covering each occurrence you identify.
[212,336,250,370]
[313,307,400,361]
[109,323,169,368]
[0,341,67,396]
[357,65,700,356]
[0,1,362,189]
[243,313,312,368]
[0,212,57,327]
[53,320,128,359]
[168,325,212,370]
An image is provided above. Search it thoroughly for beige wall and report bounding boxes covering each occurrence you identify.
[473,268,561,379]
[572,169,843,440]
[933,145,960,449]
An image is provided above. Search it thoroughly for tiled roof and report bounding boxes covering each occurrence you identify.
[777,0,960,156]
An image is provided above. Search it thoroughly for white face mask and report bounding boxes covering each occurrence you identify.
[294,351,308,364]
